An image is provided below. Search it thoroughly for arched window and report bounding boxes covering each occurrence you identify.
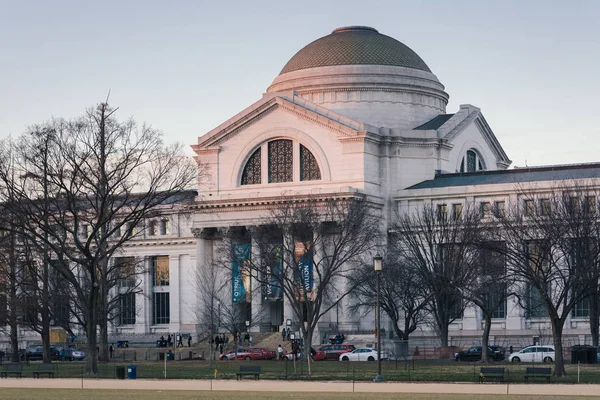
[300,145,321,181]
[460,149,485,173]
[268,139,293,183]
[241,148,261,185]
[240,139,322,186]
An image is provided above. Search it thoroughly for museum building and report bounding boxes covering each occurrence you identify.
[114,26,600,347]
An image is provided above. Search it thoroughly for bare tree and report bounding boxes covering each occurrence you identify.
[348,251,429,341]
[0,101,199,374]
[393,203,481,348]
[493,185,600,376]
[463,240,515,362]
[224,195,381,374]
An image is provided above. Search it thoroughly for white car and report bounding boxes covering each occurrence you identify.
[338,347,388,361]
[508,345,555,363]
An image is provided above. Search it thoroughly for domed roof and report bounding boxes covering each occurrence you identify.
[279,26,431,75]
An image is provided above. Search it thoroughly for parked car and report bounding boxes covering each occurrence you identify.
[339,347,388,361]
[315,344,356,361]
[249,347,276,360]
[219,347,268,361]
[59,347,86,361]
[454,346,504,361]
[508,345,555,363]
[25,346,61,361]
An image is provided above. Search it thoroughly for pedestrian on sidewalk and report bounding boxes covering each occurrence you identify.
[277,344,283,360]
[188,335,192,347]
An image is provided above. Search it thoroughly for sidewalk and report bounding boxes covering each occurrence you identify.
[0,378,599,396]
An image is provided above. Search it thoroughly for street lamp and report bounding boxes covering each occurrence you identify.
[217,300,221,331]
[336,297,340,333]
[373,254,384,382]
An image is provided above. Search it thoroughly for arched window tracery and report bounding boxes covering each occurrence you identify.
[240,139,322,186]
[241,148,261,185]
[460,149,486,173]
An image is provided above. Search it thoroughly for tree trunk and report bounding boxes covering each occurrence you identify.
[589,293,599,346]
[481,314,492,363]
[304,328,312,376]
[99,320,109,363]
[41,260,51,364]
[9,311,18,363]
[551,317,566,377]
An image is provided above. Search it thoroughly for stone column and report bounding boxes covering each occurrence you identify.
[138,257,153,333]
[282,231,295,327]
[250,230,263,333]
[169,255,180,332]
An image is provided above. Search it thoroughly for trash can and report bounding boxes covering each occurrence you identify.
[116,366,126,379]
[571,345,597,364]
[127,365,137,379]
[166,352,174,361]
[156,340,166,348]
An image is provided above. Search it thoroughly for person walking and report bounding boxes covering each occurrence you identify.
[277,344,284,360]
[281,328,286,341]
[109,344,114,359]
[187,335,192,347]
[177,333,183,348]
[167,334,172,347]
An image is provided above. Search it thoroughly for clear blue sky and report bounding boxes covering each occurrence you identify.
[1,0,599,167]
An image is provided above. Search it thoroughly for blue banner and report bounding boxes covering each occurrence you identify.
[294,242,314,301]
[264,245,283,301]
[232,243,251,303]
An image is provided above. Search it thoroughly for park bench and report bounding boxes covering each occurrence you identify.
[1,363,22,378]
[236,365,261,380]
[479,367,505,382]
[525,367,552,382]
[33,364,57,378]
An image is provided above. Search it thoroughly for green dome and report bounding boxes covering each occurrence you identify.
[279,26,431,75]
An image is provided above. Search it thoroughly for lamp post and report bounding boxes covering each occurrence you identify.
[336,297,340,333]
[373,254,384,382]
[217,300,221,331]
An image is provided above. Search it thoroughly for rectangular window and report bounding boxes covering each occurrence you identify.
[437,204,447,220]
[148,221,158,236]
[527,241,549,275]
[119,293,136,325]
[573,296,590,318]
[585,196,597,214]
[494,201,505,218]
[153,292,170,324]
[116,257,137,288]
[540,199,551,216]
[483,291,507,319]
[570,196,581,214]
[449,296,463,320]
[526,284,549,318]
[160,220,170,235]
[452,204,463,220]
[524,200,534,217]
[480,202,491,219]
[152,256,169,286]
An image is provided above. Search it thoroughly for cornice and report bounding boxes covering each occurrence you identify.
[123,238,195,247]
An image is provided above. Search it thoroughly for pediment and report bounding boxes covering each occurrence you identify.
[192,92,375,153]
[439,104,511,168]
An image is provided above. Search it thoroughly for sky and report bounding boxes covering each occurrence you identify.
[1,0,599,167]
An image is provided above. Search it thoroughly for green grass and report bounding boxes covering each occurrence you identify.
[23,358,600,384]
[0,390,599,400]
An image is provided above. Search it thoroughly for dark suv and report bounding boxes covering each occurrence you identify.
[454,346,504,361]
[315,344,356,361]
[25,346,60,361]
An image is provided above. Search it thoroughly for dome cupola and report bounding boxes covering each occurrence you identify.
[268,26,449,130]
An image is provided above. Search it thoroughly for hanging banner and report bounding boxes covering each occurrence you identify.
[232,243,251,303]
[264,245,283,301]
[294,241,314,301]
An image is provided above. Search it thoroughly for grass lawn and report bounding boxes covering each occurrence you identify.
[0,390,599,400]
[36,358,600,384]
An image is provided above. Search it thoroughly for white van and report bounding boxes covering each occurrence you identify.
[508,345,555,363]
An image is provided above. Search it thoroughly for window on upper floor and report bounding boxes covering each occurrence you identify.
[240,139,321,186]
[459,149,486,173]
[452,204,463,221]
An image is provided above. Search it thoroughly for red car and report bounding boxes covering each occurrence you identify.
[316,344,356,360]
[219,347,274,361]
[249,347,277,360]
